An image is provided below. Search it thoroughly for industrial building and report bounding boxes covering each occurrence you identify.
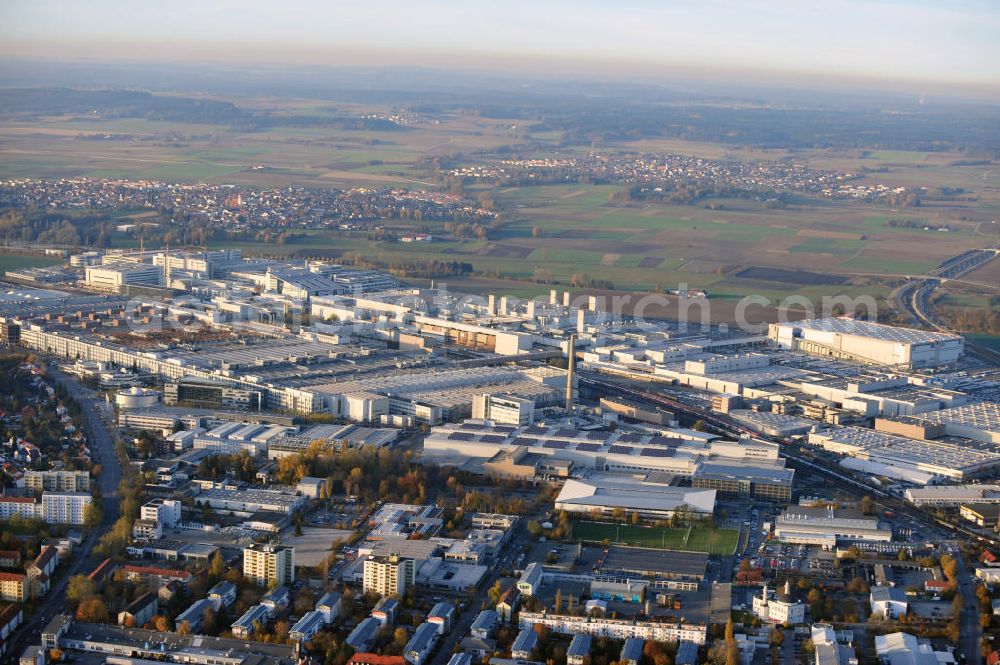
[915,402,1000,444]
[808,426,1000,481]
[767,317,963,368]
[472,393,535,426]
[554,475,717,519]
[165,377,262,411]
[773,506,891,548]
[905,484,1000,507]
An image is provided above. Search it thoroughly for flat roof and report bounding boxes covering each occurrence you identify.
[598,546,708,579]
[782,317,960,344]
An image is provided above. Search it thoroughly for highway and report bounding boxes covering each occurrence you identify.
[895,247,1000,365]
[1,367,122,665]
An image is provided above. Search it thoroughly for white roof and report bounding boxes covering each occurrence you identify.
[787,317,960,345]
[555,477,717,514]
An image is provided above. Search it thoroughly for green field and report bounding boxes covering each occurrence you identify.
[2,94,998,317]
[568,520,739,555]
[0,253,63,273]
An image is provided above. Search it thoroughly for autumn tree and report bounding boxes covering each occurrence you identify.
[76,596,109,623]
[67,575,96,609]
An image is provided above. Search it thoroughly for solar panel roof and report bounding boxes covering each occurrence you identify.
[608,445,634,455]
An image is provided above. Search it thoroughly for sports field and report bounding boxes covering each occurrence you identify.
[568,520,739,555]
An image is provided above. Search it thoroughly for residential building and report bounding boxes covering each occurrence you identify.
[426,602,454,634]
[208,581,238,610]
[346,617,382,652]
[0,574,28,603]
[316,591,342,623]
[290,611,326,643]
[403,622,439,665]
[41,492,92,525]
[22,470,90,493]
[621,638,644,665]
[871,587,909,619]
[175,598,214,633]
[511,629,538,659]
[117,593,158,628]
[517,612,706,645]
[567,634,592,665]
[232,604,271,638]
[470,610,498,639]
[363,554,415,597]
[243,543,295,587]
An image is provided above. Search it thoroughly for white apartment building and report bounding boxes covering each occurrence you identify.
[22,470,90,493]
[517,611,706,645]
[243,543,295,587]
[363,554,415,598]
[41,492,92,525]
[141,499,182,527]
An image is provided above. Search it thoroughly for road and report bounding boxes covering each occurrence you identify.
[1,368,122,664]
[948,540,983,665]
[426,521,531,665]
[895,247,1000,364]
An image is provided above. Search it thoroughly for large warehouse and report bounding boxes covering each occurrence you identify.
[423,420,787,481]
[808,426,1000,481]
[554,475,717,519]
[915,402,1000,445]
[768,317,963,368]
[773,506,891,547]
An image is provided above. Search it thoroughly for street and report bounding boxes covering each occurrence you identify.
[1,369,122,664]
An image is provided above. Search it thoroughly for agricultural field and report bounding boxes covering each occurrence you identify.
[567,520,740,555]
[1,93,997,319]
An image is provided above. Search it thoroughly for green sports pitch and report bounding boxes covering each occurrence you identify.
[567,520,739,555]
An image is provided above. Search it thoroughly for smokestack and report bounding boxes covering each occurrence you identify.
[526,301,536,319]
[487,294,496,315]
[562,291,570,308]
[577,309,586,333]
[565,334,576,414]
[499,296,509,315]
[164,238,171,286]
[550,289,558,305]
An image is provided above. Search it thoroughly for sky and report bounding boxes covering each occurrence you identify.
[2,0,998,90]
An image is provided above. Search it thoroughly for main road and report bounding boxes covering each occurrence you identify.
[1,366,122,664]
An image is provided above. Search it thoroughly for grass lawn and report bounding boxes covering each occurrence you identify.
[0,253,63,273]
[567,520,739,555]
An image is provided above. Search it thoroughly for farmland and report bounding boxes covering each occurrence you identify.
[1,92,997,320]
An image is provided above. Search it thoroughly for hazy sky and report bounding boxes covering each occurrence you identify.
[2,0,998,88]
